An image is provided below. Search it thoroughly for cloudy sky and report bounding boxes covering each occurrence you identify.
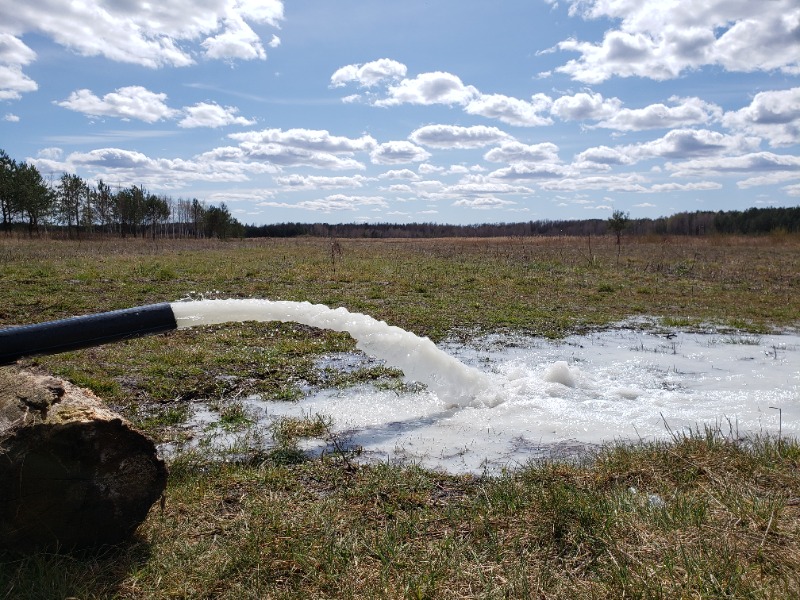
[1,0,799,225]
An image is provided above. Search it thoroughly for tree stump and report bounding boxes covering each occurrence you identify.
[0,368,167,551]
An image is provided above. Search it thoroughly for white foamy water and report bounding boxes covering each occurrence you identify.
[170,300,800,473]
[171,299,491,406]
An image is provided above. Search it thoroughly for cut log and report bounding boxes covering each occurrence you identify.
[0,368,167,551]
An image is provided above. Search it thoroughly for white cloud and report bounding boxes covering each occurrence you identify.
[378,169,420,181]
[55,86,179,122]
[410,125,512,149]
[259,194,387,212]
[484,141,561,164]
[666,152,800,178]
[418,163,444,175]
[0,65,37,100]
[202,14,266,61]
[0,32,35,64]
[230,128,376,153]
[574,145,635,167]
[551,91,622,121]
[3,112,19,122]
[30,146,270,191]
[0,34,37,99]
[595,96,722,131]
[626,129,760,160]
[452,197,516,209]
[208,188,276,203]
[330,58,407,87]
[37,147,63,160]
[441,180,534,198]
[274,173,369,190]
[370,141,431,165]
[376,71,479,107]
[0,0,284,100]
[488,163,571,181]
[556,0,800,82]
[647,182,722,193]
[539,173,649,192]
[465,93,553,126]
[722,87,800,147]
[203,128,374,171]
[735,172,800,189]
[178,102,256,128]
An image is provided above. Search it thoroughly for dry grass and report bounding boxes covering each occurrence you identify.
[1,233,799,598]
[2,431,799,598]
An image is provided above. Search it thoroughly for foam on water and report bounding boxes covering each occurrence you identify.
[170,299,800,473]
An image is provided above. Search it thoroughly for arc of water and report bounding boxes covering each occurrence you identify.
[170,299,494,406]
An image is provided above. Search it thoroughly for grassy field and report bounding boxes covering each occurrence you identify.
[1,233,799,598]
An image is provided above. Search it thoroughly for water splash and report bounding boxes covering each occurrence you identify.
[170,299,494,406]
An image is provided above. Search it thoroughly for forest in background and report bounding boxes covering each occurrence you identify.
[2,148,799,240]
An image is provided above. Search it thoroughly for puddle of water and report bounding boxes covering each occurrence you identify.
[162,325,800,474]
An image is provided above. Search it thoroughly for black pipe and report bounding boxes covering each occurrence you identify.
[0,303,177,366]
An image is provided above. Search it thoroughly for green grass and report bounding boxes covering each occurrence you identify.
[1,233,799,598]
[1,430,798,598]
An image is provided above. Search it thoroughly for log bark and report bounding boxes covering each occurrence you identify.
[0,368,167,551]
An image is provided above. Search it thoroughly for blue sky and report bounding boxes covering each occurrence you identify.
[1,0,799,225]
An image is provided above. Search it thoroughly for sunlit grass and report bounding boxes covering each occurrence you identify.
[1,233,799,598]
[1,429,798,598]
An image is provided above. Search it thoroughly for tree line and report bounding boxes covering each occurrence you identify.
[244,206,800,239]
[3,149,797,241]
[0,149,243,239]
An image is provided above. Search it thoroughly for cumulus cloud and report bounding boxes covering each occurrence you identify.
[273,173,369,190]
[452,197,516,209]
[178,102,256,128]
[376,71,479,107]
[647,181,723,192]
[539,173,649,193]
[736,172,800,189]
[722,87,800,147]
[465,93,553,126]
[484,141,561,164]
[230,128,375,153]
[488,163,571,181]
[201,14,266,61]
[55,86,179,122]
[378,169,420,181]
[29,145,272,191]
[574,145,636,167]
[0,0,283,99]
[626,129,761,160]
[258,194,387,212]
[441,180,534,198]
[370,141,431,165]
[200,128,376,171]
[554,0,800,82]
[330,58,407,87]
[0,33,38,99]
[550,91,622,121]
[410,125,512,149]
[595,96,723,131]
[666,152,800,178]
